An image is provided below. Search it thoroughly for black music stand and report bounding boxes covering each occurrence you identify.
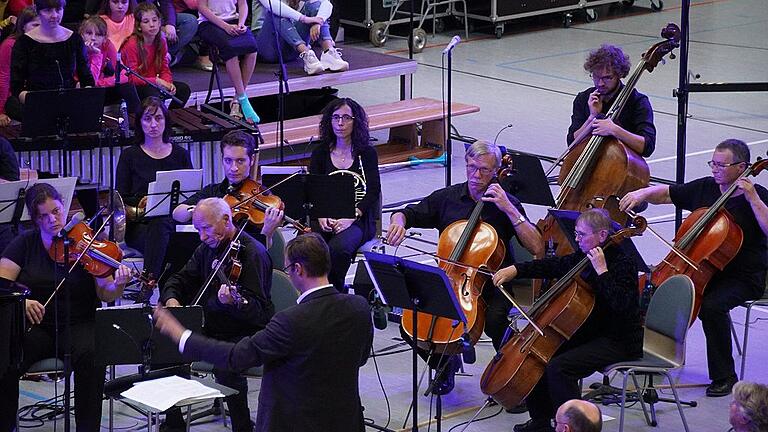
[22,88,106,177]
[500,150,556,207]
[0,278,29,376]
[363,252,466,432]
[261,172,355,227]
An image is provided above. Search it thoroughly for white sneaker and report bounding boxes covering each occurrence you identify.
[320,47,349,72]
[300,50,324,75]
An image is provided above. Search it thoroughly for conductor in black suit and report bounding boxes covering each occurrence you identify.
[154,232,374,432]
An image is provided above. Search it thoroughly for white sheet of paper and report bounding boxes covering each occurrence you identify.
[0,177,77,224]
[145,169,202,218]
[120,375,224,411]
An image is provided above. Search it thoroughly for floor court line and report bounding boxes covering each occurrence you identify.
[647,138,768,164]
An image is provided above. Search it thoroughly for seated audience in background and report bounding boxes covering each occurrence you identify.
[119,1,190,108]
[197,0,259,122]
[8,0,94,121]
[730,381,768,432]
[170,0,212,69]
[79,15,141,115]
[153,0,198,66]
[5,0,32,21]
[99,0,135,50]
[0,6,37,127]
[255,0,347,75]
[554,400,602,432]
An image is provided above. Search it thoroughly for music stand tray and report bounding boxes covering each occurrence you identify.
[262,173,356,220]
[22,88,107,138]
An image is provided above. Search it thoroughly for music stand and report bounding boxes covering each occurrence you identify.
[363,252,465,432]
[144,169,203,218]
[500,150,556,207]
[0,177,78,224]
[261,172,355,224]
[22,88,106,177]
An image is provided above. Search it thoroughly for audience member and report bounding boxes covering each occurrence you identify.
[0,6,36,127]
[99,0,135,49]
[554,399,602,432]
[730,381,768,432]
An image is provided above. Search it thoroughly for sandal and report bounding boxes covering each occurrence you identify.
[229,100,243,119]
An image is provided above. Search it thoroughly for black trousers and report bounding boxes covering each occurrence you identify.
[317,223,366,292]
[125,216,175,280]
[0,322,105,432]
[136,81,191,109]
[698,272,763,381]
[526,336,640,421]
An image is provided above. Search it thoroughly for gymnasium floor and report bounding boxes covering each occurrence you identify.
[17,0,768,430]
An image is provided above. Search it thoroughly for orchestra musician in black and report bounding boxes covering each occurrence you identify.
[386,140,543,395]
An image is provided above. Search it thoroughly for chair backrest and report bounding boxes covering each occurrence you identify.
[643,274,695,367]
[270,270,298,313]
[268,229,286,270]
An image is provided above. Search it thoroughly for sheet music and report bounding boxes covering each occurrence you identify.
[145,169,202,217]
[0,177,77,223]
[120,375,224,411]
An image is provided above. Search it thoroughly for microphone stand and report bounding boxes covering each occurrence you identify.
[443,43,456,188]
[267,0,290,163]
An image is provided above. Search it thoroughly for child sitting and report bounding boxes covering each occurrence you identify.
[99,0,134,50]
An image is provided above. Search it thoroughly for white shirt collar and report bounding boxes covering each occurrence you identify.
[296,284,334,304]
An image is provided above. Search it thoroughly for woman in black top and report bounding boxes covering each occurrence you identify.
[116,96,193,280]
[7,0,94,121]
[0,183,130,431]
[309,98,381,292]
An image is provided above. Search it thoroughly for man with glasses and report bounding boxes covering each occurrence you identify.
[493,208,642,432]
[386,140,543,395]
[154,233,373,431]
[161,197,274,431]
[620,138,768,397]
[567,44,656,157]
[172,130,282,248]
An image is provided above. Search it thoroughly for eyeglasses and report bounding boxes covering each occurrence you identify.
[466,165,494,176]
[550,419,564,428]
[282,263,296,273]
[331,114,355,123]
[574,230,594,239]
[707,160,744,169]
[591,73,618,83]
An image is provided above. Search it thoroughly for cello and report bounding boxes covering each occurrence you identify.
[537,24,680,265]
[480,216,647,410]
[400,156,513,354]
[641,158,768,326]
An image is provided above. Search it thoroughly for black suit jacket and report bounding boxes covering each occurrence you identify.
[183,286,373,432]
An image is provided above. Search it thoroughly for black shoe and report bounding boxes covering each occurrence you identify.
[158,422,186,432]
[706,375,738,397]
[431,355,461,396]
[513,418,554,432]
[505,401,528,414]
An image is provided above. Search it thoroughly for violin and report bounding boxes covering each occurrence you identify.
[48,221,125,278]
[212,239,248,308]
[224,178,310,234]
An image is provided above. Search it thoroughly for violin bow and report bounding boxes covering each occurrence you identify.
[623,209,699,271]
[192,219,249,306]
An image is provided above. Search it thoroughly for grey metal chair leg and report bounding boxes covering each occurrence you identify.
[618,371,630,432]
[630,372,652,426]
[741,303,754,379]
[730,314,742,356]
[663,371,691,432]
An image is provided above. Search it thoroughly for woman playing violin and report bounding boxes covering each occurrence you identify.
[310,98,381,292]
[0,183,130,432]
[493,208,642,432]
[386,140,542,395]
[172,130,282,248]
[116,96,193,280]
[620,139,768,398]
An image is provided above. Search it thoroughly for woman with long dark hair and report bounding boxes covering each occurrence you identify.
[0,6,37,126]
[309,97,380,291]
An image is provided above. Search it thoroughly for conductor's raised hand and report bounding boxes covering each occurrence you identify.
[153,305,187,344]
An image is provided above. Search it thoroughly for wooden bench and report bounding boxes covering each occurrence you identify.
[255,97,480,164]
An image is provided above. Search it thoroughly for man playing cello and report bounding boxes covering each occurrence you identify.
[386,140,543,395]
[620,139,768,397]
[492,208,642,432]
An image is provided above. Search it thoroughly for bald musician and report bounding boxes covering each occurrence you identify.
[554,400,602,432]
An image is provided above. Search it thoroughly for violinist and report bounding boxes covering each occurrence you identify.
[160,197,273,431]
[620,139,768,397]
[115,96,193,280]
[568,44,656,157]
[172,130,282,248]
[310,98,381,292]
[0,183,131,431]
[492,208,642,432]
[386,140,543,395]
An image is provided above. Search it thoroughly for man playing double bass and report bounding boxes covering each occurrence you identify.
[161,197,274,431]
[620,139,768,397]
[492,209,642,432]
[568,44,656,157]
[386,140,543,395]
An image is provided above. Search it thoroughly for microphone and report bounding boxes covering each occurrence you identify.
[442,35,461,55]
[372,292,388,331]
[493,123,514,146]
[57,212,85,238]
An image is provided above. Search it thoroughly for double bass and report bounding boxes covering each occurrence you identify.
[642,158,768,326]
[537,24,680,265]
[400,156,513,354]
[480,216,647,409]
